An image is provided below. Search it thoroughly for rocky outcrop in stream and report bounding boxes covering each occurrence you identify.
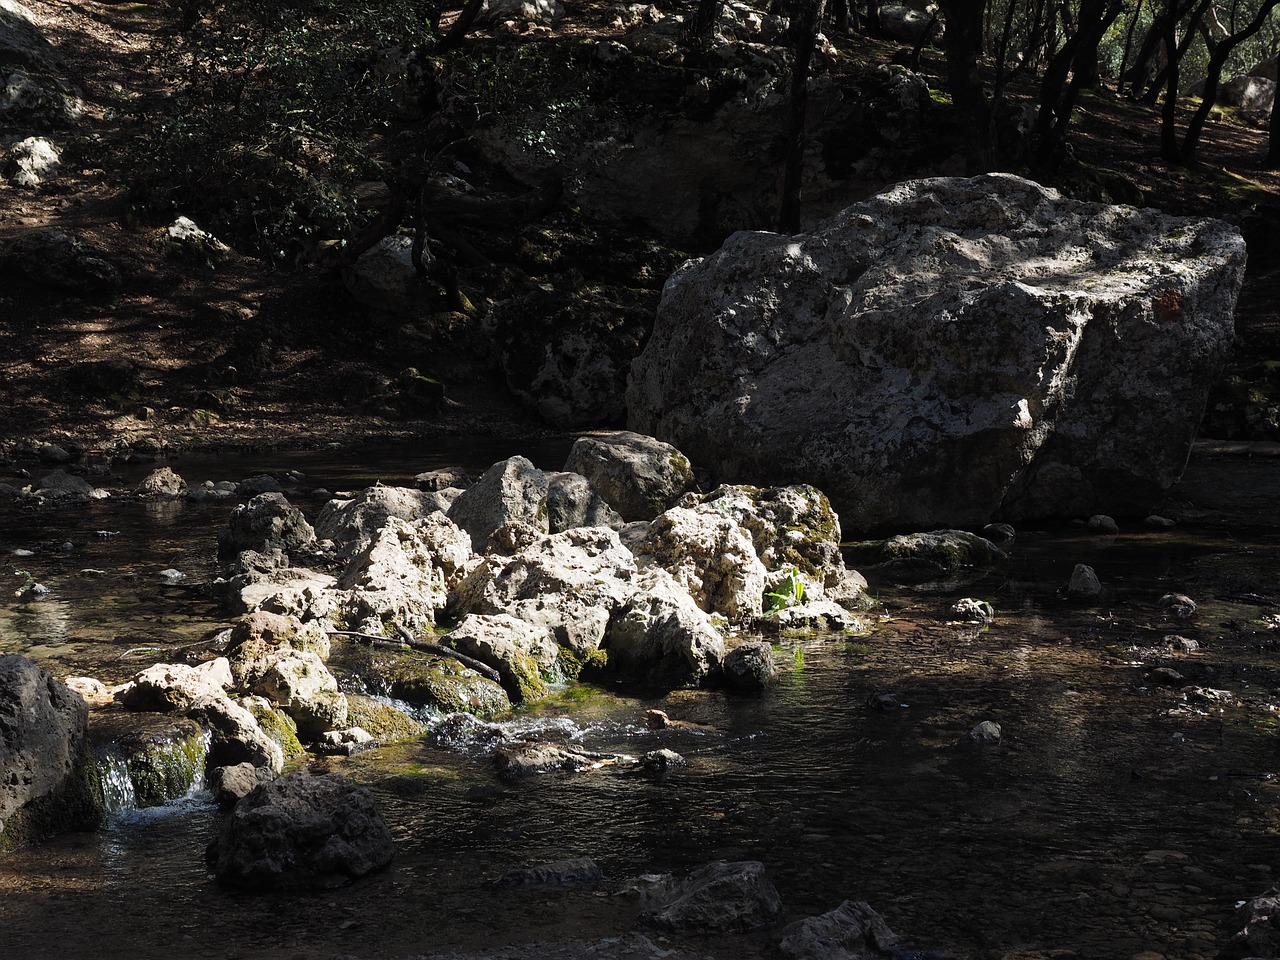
[221,433,871,719]
[628,174,1247,532]
[0,655,102,850]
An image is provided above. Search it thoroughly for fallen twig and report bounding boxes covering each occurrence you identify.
[327,629,502,683]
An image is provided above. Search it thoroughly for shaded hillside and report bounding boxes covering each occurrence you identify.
[1,0,1278,461]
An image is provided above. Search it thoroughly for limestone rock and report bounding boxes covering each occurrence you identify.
[447,456,550,552]
[33,469,99,501]
[689,484,844,587]
[0,655,101,850]
[606,568,725,685]
[493,741,616,779]
[136,466,187,499]
[879,4,943,44]
[225,610,331,687]
[563,431,696,522]
[334,516,450,634]
[721,640,777,692]
[313,485,446,557]
[208,762,277,807]
[478,0,565,24]
[340,234,437,315]
[628,174,1246,531]
[187,694,286,773]
[497,856,604,886]
[1224,885,1280,958]
[164,216,231,264]
[444,613,559,703]
[1066,563,1103,601]
[115,658,234,712]
[0,0,82,127]
[546,470,624,532]
[102,718,208,808]
[221,492,316,556]
[779,899,902,960]
[414,467,472,492]
[1219,74,1274,119]
[372,650,511,719]
[632,507,767,621]
[2,134,58,186]
[457,526,637,655]
[0,228,121,293]
[205,771,394,890]
[252,651,348,739]
[854,530,1004,584]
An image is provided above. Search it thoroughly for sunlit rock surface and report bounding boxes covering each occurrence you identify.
[629,173,1247,531]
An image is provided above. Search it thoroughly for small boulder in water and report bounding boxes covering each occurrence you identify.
[639,860,782,934]
[497,856,604,886]
[721,641,777,692]
[1159,593,1197,619]
[1065,564,1103,601]
[205,771,394,890]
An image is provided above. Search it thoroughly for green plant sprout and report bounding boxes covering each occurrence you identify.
[765,566,806,613]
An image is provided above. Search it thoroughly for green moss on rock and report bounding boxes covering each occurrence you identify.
[346,694,427,743]
[119,720,210,807]
[244,698,306,763]
[376,652,511,719]
[555,646,609,681]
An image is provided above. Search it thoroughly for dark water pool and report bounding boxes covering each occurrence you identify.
[2,447,1280,960]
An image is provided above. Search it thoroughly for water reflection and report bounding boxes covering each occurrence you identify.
[1,450,1280,958]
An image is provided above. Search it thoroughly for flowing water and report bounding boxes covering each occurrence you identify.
[2,444,1280,960]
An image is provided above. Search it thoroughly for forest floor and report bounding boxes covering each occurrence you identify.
[2,0,1280,466]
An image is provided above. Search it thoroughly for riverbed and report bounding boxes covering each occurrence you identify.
[2,444,1280,960]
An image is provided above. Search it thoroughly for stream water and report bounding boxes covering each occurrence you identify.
[2,443,1280,960]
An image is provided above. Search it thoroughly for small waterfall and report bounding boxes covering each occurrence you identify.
[95,728,212,818]
[98,752,138,817]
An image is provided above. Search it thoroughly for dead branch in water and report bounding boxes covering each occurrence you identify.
[327,629,501,683]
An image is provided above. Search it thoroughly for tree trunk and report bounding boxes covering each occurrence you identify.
[688,0,726,50]
[779,0,824,232]
[437,0,486,52]
[1182,0,1280,162]
[939,0,995,173]
[1159,16,1182,161]
[1033,0,1123,167]
[1117,0,1146,93]
[1268,60,1280,167]
[830,0,850,33]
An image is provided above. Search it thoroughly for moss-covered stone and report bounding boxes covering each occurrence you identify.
[694,484,843,583]
[848,529,1006,584]
[243,696,306,763]
[556,646,609,681]
[117,719,209,807]
[346,694,427,743]
[373,651,511,719]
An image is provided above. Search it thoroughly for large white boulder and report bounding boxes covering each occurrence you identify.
[631,507,767,621]
[455,526,637,655]
[335,516,450,634]
[628,174,1246,531]
[606,568,725,685]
